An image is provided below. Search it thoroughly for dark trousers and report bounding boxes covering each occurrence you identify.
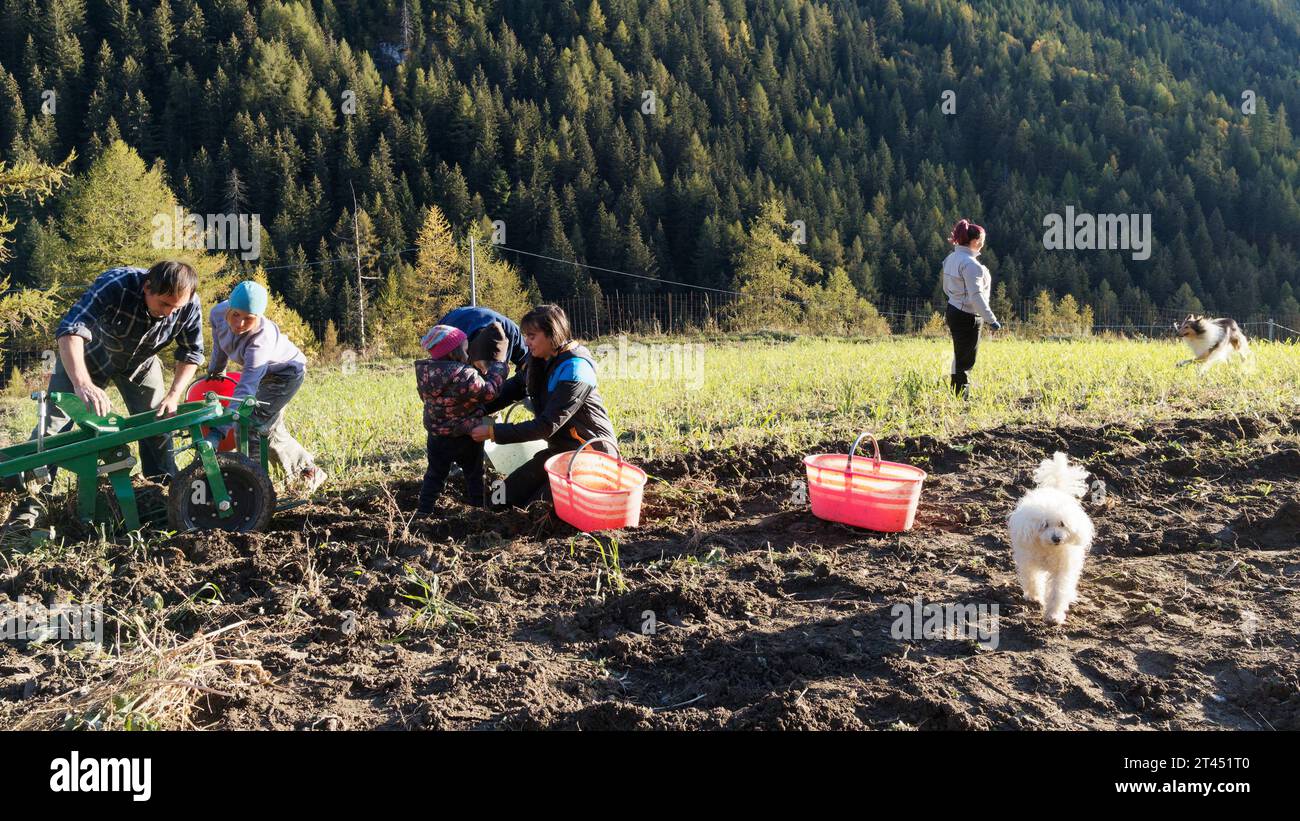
[503,448,554,508]
[6,356,176,527]
[945,303,982,396]
[36,356,177,480]
[418,433,485,512]
[499,440,618,508]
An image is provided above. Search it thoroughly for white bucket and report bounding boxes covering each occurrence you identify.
[484,403,548,475]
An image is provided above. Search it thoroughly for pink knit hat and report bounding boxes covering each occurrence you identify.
[420,325,467,359]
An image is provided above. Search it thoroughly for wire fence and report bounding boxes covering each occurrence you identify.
[552,291,1300,342]
[1,294,1294,390]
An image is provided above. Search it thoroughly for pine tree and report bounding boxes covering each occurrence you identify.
[1029,290,1056,338]
[373,204,462,354]
[470,223,533,323]
[1056,294,1082,336]
[37,141,222,289]
[321,319,341,362]
[1170,282,1204,316]
[331,206,380,348]
[0,152,72,268]
[285,244,311,307]
[730,198,821,331]
[624,224,657,291]
[991,282,1014,327]
[224,168,248,215]
[805,266,890,336]
[538,194,579,297]
[585,0,607,38]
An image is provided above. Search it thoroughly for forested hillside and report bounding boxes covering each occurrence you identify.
[4,0,1300,345]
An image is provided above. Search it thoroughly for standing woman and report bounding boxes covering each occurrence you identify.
[470,304,617,507]
[942,219,1001,397]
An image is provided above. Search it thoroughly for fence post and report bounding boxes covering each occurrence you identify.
[1269,318,1275,342]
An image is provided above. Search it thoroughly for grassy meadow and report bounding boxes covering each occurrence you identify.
[2,334,1297,486]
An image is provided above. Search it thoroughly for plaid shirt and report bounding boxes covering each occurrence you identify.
[55,267,205,380]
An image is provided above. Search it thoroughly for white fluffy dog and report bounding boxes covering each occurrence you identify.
[1008,452,1095,625]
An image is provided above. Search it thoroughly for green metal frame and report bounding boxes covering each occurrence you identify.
[0,390,261,532]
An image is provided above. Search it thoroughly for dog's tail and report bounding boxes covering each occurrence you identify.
[1033,452,1089,498]
[1235,329,1253,355]
[1225,326,1256,372]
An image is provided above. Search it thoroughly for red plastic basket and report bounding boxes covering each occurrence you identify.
[544,437,647,532]
[803,433,926,532]
[185,373,241,451]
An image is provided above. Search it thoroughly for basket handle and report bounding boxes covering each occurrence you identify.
[846,432,882,477]
[190,373,239,390]
[566,435,620,483]
[502,401,528,423]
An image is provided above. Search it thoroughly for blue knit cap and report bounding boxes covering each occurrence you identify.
[230,281,269,315]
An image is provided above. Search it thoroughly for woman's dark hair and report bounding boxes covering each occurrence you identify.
[145,260,198,297]
[949,219,984,246]
[520,304,573,349]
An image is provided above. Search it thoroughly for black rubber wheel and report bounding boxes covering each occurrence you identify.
[167,452,275,533]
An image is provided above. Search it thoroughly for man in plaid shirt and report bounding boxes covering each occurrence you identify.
[7,261,205,528]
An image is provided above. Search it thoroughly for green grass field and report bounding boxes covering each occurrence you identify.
[3,335,1296,484]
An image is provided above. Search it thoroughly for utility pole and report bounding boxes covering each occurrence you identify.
[350,182,366,350]
[469,236,478,306]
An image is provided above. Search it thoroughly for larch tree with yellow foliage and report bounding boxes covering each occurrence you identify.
[729,198,821,332]
[27,141,223,292]
[375,204,462,356]
[0,153,71,355]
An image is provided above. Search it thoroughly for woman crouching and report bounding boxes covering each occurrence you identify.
[470,305,617,507]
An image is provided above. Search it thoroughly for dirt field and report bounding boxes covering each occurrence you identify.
[2,412,1297,730]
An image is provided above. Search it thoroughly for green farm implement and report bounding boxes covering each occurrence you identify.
[0,389,276,534]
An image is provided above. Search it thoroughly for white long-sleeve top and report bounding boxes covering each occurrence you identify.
[942,245,997,323]
[208,301,306,402]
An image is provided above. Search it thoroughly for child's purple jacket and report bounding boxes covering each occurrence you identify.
[415,359,508,436]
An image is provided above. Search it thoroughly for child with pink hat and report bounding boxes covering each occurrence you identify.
[414,323,509,514]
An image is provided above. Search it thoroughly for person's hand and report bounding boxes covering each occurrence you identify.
[470,423,493,442]
[155,389,183,418]
[207,370,226,381]
[72,381,112,417]
[989,320,1002,332]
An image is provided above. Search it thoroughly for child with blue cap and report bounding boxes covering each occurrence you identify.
[205,280,326,492]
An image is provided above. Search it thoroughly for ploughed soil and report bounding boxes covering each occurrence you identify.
[1,414,1297,730]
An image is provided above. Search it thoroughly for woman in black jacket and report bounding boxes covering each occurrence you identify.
[470,304,618,506]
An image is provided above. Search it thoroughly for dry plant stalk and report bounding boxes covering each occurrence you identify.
[17,619,268,731]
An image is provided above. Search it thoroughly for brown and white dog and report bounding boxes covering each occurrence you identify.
[1174,314,1251,372]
